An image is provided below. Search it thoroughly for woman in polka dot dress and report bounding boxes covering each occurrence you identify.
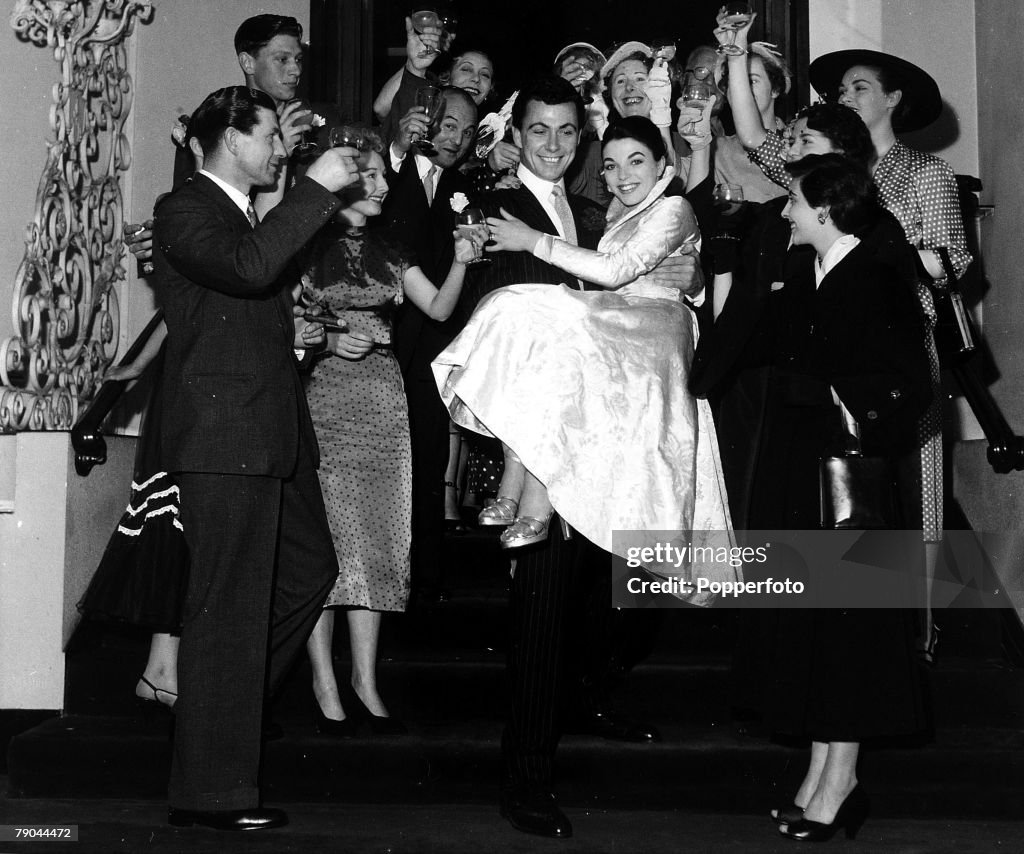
[809,50,971,661]
[300,135,482,734]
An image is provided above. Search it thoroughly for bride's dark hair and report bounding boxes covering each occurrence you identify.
[601,116,667,162]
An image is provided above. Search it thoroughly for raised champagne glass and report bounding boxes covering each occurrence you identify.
[718,2,754,56]
[410,7,442,58]
[412,85,444,157]
[680,77,712,134]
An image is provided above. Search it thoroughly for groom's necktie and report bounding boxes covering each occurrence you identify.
[551,185,581,289]
[550,185,578,246]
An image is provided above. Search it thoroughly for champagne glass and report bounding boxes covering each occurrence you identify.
[455,208,491,267]
[473,125,496,160]
[291,100,319,156]
[413,85,444,156]
[329,125,371,152]
[680,77,712,133]
[650,38,678,64]
[441,8,458,45]
[718,2,754,56]
[410,7,442,58]
[712,182,745,215]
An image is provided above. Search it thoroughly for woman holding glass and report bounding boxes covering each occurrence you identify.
[752,154,931,841]
[567,41,689,206]
[301,129,483,734]
[374,12,495,147]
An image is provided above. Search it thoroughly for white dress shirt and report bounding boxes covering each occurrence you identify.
[815,234,860,288]
[516,163,570,242]
[198,169,252,218]
[389,144,442,201]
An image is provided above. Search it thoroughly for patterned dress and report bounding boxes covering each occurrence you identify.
[302,226,412,612]
[873,141,970,541]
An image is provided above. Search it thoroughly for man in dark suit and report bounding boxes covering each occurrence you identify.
[152,86,359,832]
[381,87,477,600]
[472,77,702,840]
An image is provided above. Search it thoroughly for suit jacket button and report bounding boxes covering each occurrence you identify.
[890,389,901,399]
[866,410,878,420]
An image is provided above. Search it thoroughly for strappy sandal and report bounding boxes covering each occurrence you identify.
[137,675,178,710]
[500,515,572,550]
[478,496,519,527]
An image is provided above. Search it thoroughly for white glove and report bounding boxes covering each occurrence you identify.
[644,61,673,128]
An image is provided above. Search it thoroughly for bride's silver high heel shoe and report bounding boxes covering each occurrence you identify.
[499,514,571,550]
[478,496,519,526]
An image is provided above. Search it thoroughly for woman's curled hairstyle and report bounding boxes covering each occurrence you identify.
[786,153,882,236]
[795,102,875,170]
[602,115,667,161]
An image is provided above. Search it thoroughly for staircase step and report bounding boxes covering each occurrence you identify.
[9,714,1024,819]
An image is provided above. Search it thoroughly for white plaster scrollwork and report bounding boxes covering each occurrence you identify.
[2,0,153,432]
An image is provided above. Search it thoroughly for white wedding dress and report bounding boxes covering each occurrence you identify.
[433,171,736,603]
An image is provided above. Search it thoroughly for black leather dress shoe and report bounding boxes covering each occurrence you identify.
[167,807,288,831]
[576,710,662,743]
[500,787,572,838]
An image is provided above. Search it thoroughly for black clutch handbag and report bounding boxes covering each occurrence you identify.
[819,401,899,530]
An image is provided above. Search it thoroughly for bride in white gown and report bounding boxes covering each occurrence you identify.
[433,116,734,598]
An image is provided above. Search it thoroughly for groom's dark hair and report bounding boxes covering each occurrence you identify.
[512,76,586,132]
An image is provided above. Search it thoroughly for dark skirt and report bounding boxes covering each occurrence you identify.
[77,352,188,632]
[743,391,929,742]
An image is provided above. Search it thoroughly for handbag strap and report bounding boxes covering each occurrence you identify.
[831,389,863,455]
[934,246,961,289]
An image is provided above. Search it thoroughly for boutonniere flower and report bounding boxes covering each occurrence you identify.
[450,192,471,214]
[170,114,189,148]
[311,113,327,128]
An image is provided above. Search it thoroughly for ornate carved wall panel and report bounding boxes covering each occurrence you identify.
[2,0,152,432]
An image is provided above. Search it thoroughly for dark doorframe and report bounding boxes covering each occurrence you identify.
[762,0,811,115]
[308,0,375,123]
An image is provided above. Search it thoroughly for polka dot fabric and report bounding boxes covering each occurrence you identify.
[874,141,972,542]
[304,233,413,612]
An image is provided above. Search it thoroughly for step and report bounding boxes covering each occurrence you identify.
[9,714,1024,820]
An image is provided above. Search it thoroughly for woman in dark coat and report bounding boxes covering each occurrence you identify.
[750,154,931,841]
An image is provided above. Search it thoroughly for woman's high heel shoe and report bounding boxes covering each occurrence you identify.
[770,803,804,826]
[312,700,359,738]
[135,676,177,715]
[918,622,940,667]
[478,496,518,526]
[344,686,408,736]
[779,785,869,841]
[444,481,469,534]
[500,514,571,550]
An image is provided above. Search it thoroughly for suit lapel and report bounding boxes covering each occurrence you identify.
[513,185,560,236]
[190,173,254,231]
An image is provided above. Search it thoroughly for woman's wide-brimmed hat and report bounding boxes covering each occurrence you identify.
[808,49,942,133]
